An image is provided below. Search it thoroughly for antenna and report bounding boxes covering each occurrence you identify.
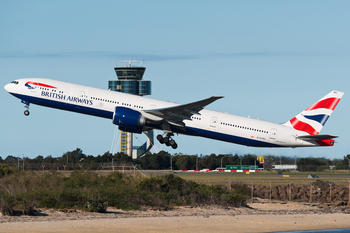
[121,60,138,67]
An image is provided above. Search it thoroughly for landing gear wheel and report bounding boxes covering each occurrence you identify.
[171,142,178,149]
[24,110,30,116]
[158,132,178,149]
[169,140,176,147]
[162,137,169,144]
[157,134,164,144]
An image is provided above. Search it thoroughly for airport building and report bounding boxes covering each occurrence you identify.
[108,63,151,96]
[108,61,153,159]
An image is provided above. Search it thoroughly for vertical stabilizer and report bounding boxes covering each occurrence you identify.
[283,90,344,135]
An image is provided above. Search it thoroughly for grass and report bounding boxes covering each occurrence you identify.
[270,171,350,175]
[177,173,350,186]
[177,170,350,175]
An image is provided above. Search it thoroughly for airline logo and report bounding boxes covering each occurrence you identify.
[25,81,93,106]
[25,81,57,89]
[287,91,343,135]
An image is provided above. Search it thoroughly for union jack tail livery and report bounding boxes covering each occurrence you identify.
[284,90,344,135]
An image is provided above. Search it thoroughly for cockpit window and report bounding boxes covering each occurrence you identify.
[11,81,19,84]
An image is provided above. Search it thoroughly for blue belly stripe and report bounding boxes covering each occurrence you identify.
[184,126,281,147]
[12,93,113,119]
[11,92,285,148]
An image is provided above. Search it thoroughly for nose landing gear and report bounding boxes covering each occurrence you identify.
[24,104,30,116]
[21,100,30,116]
[157,134,178,149]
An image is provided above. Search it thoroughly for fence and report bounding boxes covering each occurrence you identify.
[3,162,136,171]
[264,164,350,172]
[191,179,350,204]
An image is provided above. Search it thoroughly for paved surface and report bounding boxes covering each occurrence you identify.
[175,172,350,179]
[54,170,350,178]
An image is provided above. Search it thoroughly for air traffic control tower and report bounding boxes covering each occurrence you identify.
[108,61,153,159]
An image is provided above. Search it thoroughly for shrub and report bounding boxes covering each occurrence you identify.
[312,179,334,187]
[231,184,251,196]
[133,174,249,207]
[0,172,249,211]
[0,164,18,177]
[317,165,327,172]
[85,199,108,212]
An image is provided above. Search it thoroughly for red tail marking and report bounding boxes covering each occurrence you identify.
[306,98,340,111]
[315,139,335,146]
[290,117,318,135]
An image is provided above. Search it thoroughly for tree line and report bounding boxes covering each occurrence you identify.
[1,148,349,171]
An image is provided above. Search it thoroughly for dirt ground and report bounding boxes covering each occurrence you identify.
[1,200,350,233]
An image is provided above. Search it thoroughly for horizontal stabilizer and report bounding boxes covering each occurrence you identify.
[296,134,338,141]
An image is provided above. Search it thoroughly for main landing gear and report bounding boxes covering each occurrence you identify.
[157,134,178,149]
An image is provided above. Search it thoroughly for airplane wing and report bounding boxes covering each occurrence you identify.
[142,96,224,127]
[296,134,338,141]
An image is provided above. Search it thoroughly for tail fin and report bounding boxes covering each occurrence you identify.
[283,90,344,135]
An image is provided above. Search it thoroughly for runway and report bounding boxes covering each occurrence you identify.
[54,170,350,179]
[175,172,350,179]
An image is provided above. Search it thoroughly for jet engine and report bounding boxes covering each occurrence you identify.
[112,107,146,134]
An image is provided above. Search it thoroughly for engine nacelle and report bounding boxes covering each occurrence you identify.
[119,126,143,134]
[113,107,146,134]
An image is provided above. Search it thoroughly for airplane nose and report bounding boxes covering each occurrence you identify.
[4,83,11,92]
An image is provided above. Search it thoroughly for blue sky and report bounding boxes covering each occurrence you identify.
[1,0,349,159]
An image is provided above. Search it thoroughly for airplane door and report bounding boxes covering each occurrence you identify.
[31,86,37,96]
[270,128,277,140]
[76,91,85,109]
[78,91,85,98]
[210,116,218,131]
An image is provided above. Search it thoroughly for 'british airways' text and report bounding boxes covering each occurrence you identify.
[41,91,93,105]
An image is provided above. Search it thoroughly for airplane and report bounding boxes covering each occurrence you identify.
[4,78,344,150]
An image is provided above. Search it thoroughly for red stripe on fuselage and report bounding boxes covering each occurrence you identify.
[306,98,340,111]
[26,81,57,89]
[290,117,318,135]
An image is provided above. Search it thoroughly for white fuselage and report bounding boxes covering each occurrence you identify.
[4,78,319,148]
